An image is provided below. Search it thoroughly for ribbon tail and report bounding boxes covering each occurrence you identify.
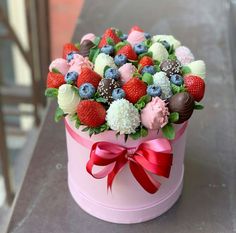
[107,156,127,192]
[129,161,160,194]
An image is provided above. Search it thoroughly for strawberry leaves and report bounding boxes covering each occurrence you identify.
[171,83,186,94]
[142,73,153,85]
[93,37,101,46]
[45,88,58,98]
[106,37,115,46]
[114,41,129,53]
[134,95,151,110]
[82,123,110,137]
[181,66,191,76]
[52,68,61,74]
[54,107,65,123]
[161,123,175,140]
[93,92,107,103]
[168,54,177,60]
[143,39,153,48]
[130,127,148,140]
[70,114,81,128]
[169,112,179,123]
[138,51,153,59]
[194,102,204,110]
[89,47,100,63]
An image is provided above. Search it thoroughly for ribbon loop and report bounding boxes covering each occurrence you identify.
[129,161,161,194]
[86,142,127,180]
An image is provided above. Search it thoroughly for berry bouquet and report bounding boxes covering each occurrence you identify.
[45,25,205,140]
[45,26,206,224]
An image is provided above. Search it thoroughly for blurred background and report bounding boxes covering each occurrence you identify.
[0,0,83,229]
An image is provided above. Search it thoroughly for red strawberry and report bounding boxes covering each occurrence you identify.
[62,43,79,59]
[123,77,147,103]
[129,25,144,34]
[77,100,106,127]
[98,28,121,48]
[116,44,138,60]
[139,56,154,71]
[184,75,205,102]
[47,72,65,88]
[76,67,102,88]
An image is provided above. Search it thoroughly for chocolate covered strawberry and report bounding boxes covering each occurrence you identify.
[77,100,106,127]
[98,28,121,48]
[184,75,205,102]
[123,77,147,103]
[47,72,65,88]
[116,44,138,60]
[62,43,79,59]
[76,67,102,89]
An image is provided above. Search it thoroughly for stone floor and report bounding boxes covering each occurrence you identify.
[0,137,31,232]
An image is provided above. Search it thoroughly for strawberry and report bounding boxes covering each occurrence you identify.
[76,67,102,88]
[129,25,144,34]
[123,77,147,103]
[116,44,138,60]
[98,28,121,48]
[138,56,154,71]
[184,75,205,102]
[77,100,106,127]
[47,72,65,88]
[62,43,79,59]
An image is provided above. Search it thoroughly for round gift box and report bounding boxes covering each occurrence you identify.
[65,117,187,224]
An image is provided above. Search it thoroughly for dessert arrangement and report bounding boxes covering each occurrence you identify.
[45,25,206,223]
[45,25,205,140]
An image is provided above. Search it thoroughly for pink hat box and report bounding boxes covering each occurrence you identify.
[65,116,188,224]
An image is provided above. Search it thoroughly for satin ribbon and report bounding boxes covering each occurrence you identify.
[65,120,187,194]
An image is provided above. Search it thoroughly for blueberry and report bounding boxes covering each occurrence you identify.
[134,43,148,55]
[120,34,128,41]
[114,54,127,66]
[66,51,78,62]
[147,85,162,97]
[144,32,151,39]
[141,65,156,75]
[170,74,184,86]
[160,40,170,51]
[78,83,95,99]
[112,88,125,100]
[65,71,78,83]
[101,45,114,55]
[104,68,120,80]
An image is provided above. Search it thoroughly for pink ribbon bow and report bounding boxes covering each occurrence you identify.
[86,139,173,194]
